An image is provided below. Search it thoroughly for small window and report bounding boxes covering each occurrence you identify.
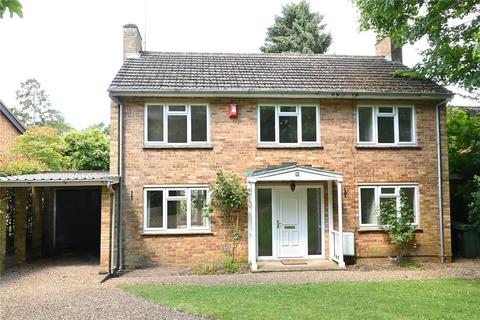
[357,106,415,145]
[145,104,209,145]
[144,187,210,232]
[359,185,419,226]
[258,104,319,145]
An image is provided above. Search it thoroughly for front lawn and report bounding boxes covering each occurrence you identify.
[121,278,480,320]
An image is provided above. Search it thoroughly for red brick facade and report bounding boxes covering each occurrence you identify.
[110,97,451,267]
[0,111,21,165]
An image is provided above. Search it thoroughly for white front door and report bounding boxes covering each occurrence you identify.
[277,190,304,258]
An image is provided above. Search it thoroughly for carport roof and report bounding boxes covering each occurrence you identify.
[0,171,119,187]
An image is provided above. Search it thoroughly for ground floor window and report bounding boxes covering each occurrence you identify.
[257,189,272,256]
[359,185,419,227]
[307,188,322,255]
[144,186,210,232]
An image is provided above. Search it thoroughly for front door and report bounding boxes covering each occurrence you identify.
[277,190,304,258]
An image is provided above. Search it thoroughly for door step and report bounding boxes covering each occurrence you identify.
[281,259,307,265]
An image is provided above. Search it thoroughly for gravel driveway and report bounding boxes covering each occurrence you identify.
[1,256,479,320]
[0,256,206,320]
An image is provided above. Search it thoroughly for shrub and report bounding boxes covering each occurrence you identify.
[468,175,480,226]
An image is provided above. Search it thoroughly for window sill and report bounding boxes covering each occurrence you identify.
[141,230,214,236]
[143,143,213,149]
[358,226,423,233]
[257,143,323,149]
[356,145,421,150]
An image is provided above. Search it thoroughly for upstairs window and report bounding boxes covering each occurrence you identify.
[359,185,419,227]
[258,105,319,145]
[357,106,415,145]
[145,104,209,145]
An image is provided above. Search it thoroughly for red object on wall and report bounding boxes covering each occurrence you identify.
[229,103,238,118]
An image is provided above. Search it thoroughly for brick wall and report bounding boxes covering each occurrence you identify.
[110,97,451,267]
[0,112,21,165]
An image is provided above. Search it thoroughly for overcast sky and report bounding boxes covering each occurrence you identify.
[0,0,472,129]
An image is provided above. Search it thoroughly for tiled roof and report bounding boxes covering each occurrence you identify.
[0,99,26,133]
[0,171,119,185]
[109,52,451,97]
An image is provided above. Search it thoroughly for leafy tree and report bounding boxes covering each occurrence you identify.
[63,128,110,170]
[0,0,22,18]
[12,79,71,133]
[261,0,332,54]
[353,0,480,92]
[0,159,47,176]
[9,126,66,171]
[378,191,416,262]
[468,175,480,227]
[88,122,110,136]
[210,170,249,266]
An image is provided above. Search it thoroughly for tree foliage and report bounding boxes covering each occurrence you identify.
[353,0,480,91]
[63,128,110,170]
[9,126,66,171]
[468,175,480,227]
[378,191,416,262]
[261,0,332,54]
[0,0,22,18]
[12,79,71,134]
[210,170,249,263]
[0,158,46,176]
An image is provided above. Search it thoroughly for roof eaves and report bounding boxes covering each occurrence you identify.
[0,100,26,133]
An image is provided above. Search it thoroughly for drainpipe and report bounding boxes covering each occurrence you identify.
[435,97,451,264]
[107,182,116,275]
[110,95,124,271]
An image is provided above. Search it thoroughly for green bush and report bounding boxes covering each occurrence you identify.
[468,175,480,226]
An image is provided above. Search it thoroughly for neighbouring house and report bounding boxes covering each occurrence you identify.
[0,100,26,164]
[0,24,453,274]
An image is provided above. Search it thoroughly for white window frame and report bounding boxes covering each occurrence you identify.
[257,104,320,146]
[143,185,211,233]
[357,105,416,146]
[358,184,420,227]
[144,103,211,146]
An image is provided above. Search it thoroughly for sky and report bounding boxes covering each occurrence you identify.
[0,0,474,129]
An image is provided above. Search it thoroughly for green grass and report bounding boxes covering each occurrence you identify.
[121,279,480,320]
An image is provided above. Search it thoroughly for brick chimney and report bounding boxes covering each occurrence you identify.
[123,24,142,61]
[375,37,402,63]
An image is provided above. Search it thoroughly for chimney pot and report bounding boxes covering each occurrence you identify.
[123,24,142,62]
[375,37,403,63]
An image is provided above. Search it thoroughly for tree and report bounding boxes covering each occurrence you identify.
[0,0,22,18]
[63,128,110,170]
[9,126,66,171]
[260,0,332,54]
[88,122,110,136]
[378,191,416,262]
[353,0,480,93]
[12,79,71,133]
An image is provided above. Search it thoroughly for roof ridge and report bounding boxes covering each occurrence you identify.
[139,51,386,59]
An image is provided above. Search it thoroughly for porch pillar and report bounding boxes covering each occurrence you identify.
[100,185,112,273]
[328,181,333,261]
[337,181,345,267]
[247,181,257,271]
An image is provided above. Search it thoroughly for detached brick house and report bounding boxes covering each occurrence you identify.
[105,24,452,270]
[0,100,26,164]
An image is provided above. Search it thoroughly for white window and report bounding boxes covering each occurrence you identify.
[257,105,320,145]
[144,186,210,232]
[145,103,210,145]
[357,105,415,145]
[359,185,419,227]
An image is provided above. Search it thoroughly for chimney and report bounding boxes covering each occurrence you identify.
[375,37,402,63]
[123,24,142,61]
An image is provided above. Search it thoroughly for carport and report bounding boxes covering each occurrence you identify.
[0,172,119,274]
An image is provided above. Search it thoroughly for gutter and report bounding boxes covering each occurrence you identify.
[435,97,452,263]
[108,90,452,101]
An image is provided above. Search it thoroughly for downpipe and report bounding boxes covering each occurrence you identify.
[435,97,451,264]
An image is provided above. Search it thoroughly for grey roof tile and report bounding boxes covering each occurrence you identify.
[109,52,451,96]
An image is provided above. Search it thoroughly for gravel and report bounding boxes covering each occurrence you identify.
[1,256,479,320]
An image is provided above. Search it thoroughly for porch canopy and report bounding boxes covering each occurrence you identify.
[0,171,119,187]
[246,163,345,270]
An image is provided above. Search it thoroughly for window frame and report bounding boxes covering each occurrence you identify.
[358,184,420,227]
[143,185,211,233]
[144,103,211,146]
[356,105,416,146]
[257,104,320,146]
